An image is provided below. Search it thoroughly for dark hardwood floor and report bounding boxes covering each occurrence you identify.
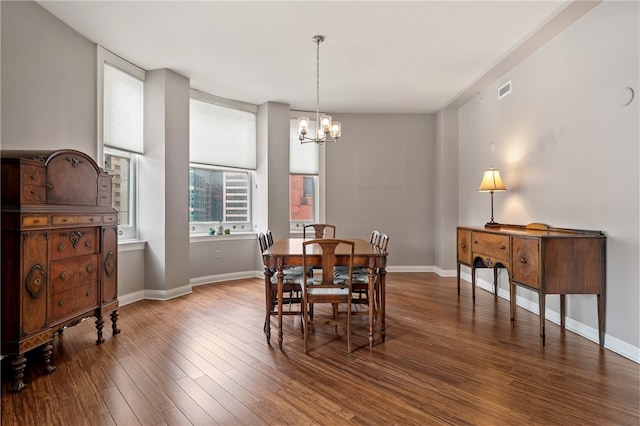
[2,273,638,425]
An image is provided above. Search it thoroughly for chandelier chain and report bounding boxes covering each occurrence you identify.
[315,36,321,125]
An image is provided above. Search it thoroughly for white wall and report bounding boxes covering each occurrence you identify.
[1,1,95,155]
[457,1,639,352]
[327,113,436,267]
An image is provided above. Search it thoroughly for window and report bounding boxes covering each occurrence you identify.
[189,90,257,234]
[189,166,251,233]
[97,47,145,240]
[290,117,320,231]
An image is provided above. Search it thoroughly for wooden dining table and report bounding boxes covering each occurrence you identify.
[262,238,388,349]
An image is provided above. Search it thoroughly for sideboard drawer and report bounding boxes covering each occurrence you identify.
[457,229,472,265]
[511,237,540,288]
[472,232,509,263]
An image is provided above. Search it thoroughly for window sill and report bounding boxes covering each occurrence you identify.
[117,239,147,252]
[190,232,256,243]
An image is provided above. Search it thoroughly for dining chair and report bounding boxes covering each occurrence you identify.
[301,239,355,353]
[258,233,304,332]
[303,223,336,239]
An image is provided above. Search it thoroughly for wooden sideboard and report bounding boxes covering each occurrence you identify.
[456,223,606,346]
[1,149,120,391]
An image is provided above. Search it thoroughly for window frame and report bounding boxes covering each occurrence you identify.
[189,163,254,235]
[289,112,326,233]
[103,147,138,240]
[188,90,257,236]
[97,46,145,241]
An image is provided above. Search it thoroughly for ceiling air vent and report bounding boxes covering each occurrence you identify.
[498,80,512,100]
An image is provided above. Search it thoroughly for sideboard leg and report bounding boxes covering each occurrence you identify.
[509,282,516,329]
[10,355,27,392]
[471,265,476,302]
[560,295,566,329]
[539,292,546,346]
[597,293,605,347]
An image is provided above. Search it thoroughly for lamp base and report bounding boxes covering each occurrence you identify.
[484,222,502,229]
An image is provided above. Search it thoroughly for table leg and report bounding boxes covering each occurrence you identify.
[263,268,272,343]
[493,268,498,297]
[456,263,461,295]
[560,294,566,329]
[276,257,284,349]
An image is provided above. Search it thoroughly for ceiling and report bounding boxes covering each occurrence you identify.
[37,1,591,114]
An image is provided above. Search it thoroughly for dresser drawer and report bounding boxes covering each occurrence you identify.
[22,215,49,227]
[471,231,509,263]
[457,229,472,265]
[51,254,99,293]
[21,164,45,186]
[21,184,45,203]
[52,215,102,226]
[511,237,540,288]
[51,228,99,260]
[52,281,98,322]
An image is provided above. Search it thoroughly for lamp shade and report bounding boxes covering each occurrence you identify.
[478,167,507,192]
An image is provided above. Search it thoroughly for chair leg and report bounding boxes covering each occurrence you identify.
[302,297,309,354]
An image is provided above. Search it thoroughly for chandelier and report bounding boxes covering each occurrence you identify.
[298,35,341,144]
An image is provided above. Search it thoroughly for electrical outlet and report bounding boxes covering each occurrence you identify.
[215,250,221,259]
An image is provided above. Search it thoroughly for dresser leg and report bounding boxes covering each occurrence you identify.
[95,315,105,344]
[456,263,461,295]
[111,310,121,335]
[471,265,476,302]
[10,355,27,392]
[42,341,56,374]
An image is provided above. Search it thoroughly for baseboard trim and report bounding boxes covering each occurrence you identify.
[459,271,639,364]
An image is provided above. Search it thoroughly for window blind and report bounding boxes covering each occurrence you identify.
[289,118,319,175]
[103,63,144,153]
[190,99,257,170]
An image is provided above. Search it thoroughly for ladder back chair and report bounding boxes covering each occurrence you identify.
[303,224,336,239]
[301,239,355,353]
[258,233,304,333]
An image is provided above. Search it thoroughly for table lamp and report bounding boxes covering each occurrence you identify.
[478,166,507,228]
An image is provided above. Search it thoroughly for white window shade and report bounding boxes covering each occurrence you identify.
[103,63,144,153]
[290,118,319,175]
[190,99,256,170]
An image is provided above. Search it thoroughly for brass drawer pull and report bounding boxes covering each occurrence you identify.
[461,242,466,249]
[60,272,66,279]
[520,258,528,264]
[87,265,94,273]
[499,244,506,250]
[59,299,65,307]
[86,290,92,297]
[58,244,65,251]
[85,241,92,248]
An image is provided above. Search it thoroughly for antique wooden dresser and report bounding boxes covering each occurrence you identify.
[1,149,120,392]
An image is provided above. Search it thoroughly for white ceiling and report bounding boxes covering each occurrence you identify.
[37,0,590,114]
